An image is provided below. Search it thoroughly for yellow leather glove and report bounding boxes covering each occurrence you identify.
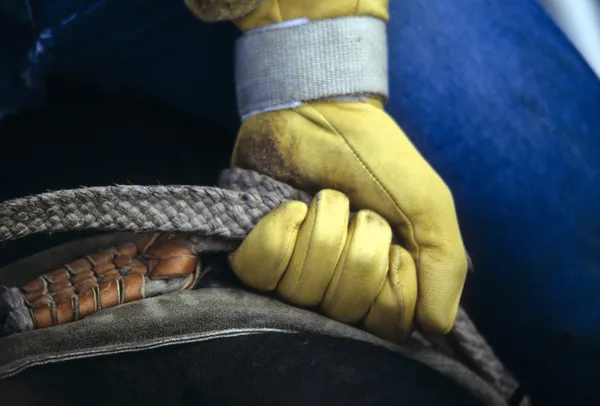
[231,0,468,335]
[230,190,418,342]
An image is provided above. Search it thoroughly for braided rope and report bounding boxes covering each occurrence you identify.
[0,167,525,404]
[0,170,290,243]
[451,308,525,402]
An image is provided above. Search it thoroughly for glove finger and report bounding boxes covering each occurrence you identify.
[229,201,308,291]
[321,209,391,323]
[416,229,467,335]
[277,190,350,307]
[363,244,417,342]
[303,103,467,335]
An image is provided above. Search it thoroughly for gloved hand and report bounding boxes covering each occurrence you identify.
[230,190,418,342]
[231,0,468,335]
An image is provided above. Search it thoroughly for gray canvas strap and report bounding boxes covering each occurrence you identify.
[235,16,389,119]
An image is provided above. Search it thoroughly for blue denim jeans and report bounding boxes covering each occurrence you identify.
[2,0,600,404]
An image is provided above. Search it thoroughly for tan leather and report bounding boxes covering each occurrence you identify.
[229,190,418,343]
[235,0,388,30]
[20,234,201,329]
[185,0,265,21]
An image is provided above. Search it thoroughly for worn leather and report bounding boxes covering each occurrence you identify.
[229,190,418,342]
[185,0,265,21]
[235,0,388,30]
[230,0,468,335]
[232,100,468,337]
[18,233,201,330]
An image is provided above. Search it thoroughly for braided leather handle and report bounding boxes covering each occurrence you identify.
[19,233,200,330]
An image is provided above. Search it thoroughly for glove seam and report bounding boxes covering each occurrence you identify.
[299,104,421,267]
[335,128,421,266]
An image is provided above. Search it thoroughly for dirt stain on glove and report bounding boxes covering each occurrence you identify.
[185,0,265,21]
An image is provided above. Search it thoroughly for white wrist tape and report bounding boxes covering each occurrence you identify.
[235,16,389,120]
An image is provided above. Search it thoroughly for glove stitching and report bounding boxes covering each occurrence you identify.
[300,104,421,267]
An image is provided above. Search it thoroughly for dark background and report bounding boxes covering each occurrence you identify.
[0,79,236,267]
